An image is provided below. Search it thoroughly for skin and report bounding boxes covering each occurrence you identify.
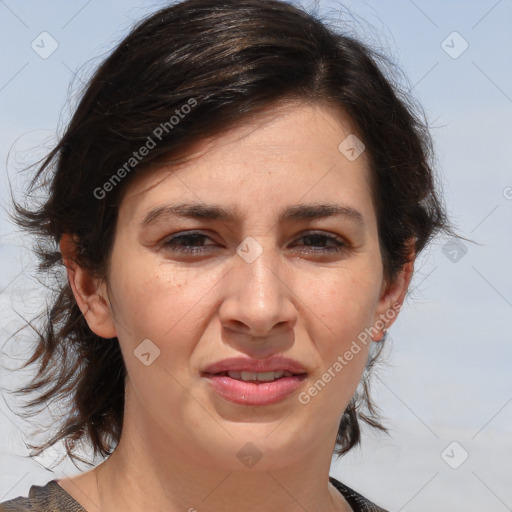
[57,101,414,512]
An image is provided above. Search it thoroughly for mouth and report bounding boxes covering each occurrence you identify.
[201,370,308,406]
[201,356,309,405]
[205,369,307,383]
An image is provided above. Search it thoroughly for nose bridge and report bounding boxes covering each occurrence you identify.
[238,235,283,306]
[219,235,296,336]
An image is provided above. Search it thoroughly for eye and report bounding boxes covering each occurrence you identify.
[291,231,347,254]
[163,231,349,256]
[162,231,218,255]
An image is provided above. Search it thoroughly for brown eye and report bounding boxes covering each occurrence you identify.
[163,232,218,255]
[292,232,347,254]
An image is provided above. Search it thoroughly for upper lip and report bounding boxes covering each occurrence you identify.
[202,356,308,375]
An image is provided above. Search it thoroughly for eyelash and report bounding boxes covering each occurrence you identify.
[162,231,347,255]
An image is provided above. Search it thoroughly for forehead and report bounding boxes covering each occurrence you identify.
[119,102,375,225]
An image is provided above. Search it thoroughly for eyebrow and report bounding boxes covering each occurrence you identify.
[141,202,365,228]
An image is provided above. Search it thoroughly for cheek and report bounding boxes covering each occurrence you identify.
[106,256,207,422]
[107,248,227,371]
[305,272,379,403]
[315,269,381,340]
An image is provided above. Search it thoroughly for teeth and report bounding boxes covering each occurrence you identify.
[256,370,284,381]
[226,370,289,381]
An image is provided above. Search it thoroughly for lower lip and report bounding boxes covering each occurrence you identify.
[203,374,307,406]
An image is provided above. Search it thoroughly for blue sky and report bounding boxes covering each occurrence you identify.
[1,1,511,510]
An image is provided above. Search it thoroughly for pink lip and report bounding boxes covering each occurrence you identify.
[203,374,308,406]
[202,356,307,375]
[201,356,308,406]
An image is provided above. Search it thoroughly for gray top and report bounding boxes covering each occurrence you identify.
[0,477,388,511]
[0,481,85,512]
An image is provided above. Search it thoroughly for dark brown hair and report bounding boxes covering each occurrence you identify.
[7,0,460,466]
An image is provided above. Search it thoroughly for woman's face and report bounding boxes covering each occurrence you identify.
[88,102,409,470]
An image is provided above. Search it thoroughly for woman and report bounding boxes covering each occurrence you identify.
[0,0,459,510]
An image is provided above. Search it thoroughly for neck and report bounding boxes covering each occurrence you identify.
[87,389,351,512]
[94,438,349,512]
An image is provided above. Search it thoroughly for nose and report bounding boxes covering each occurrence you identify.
[218,238,297,350]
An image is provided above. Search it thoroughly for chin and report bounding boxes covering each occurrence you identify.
[194,427,312,472]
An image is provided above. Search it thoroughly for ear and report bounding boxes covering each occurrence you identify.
[371,243,416,342]
[60,234,117,339]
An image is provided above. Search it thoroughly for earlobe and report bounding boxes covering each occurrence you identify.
[372,255,415,342]
[60,234,117,339]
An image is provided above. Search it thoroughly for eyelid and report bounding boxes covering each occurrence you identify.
[292,231,349,252]
[162,230,219,246]
[162,229,347,242]
[160,231,220,257]
[161,229,349,255]
[296,229,350,245]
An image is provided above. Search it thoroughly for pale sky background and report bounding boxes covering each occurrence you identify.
[0,1,511,511]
